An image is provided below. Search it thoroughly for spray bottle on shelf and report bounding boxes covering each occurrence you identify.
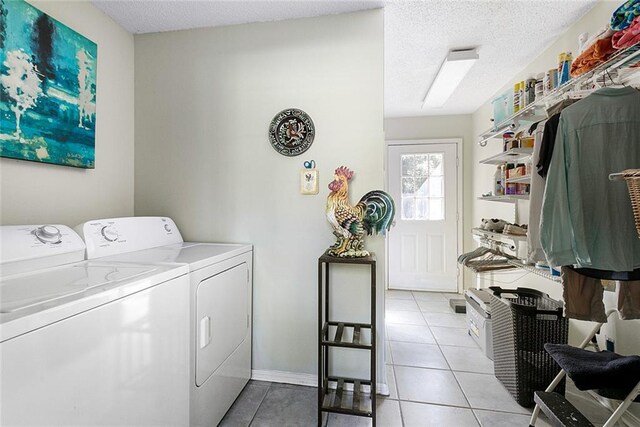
[513,82,521,113]
[494,165,504,196]
[558,52,573,86]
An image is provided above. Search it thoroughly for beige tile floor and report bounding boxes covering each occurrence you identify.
[221,289,612,426]
[376,290,544,426]
[375,290,611,427]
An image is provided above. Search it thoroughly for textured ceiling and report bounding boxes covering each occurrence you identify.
[93,0,599,117]
[384,0,598,117]
[92,0,384,33]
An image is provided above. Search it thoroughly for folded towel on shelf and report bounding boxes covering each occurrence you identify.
[544,344,640,393]
[611,0,640,31]
[613,15,640,48]
[570,36,616,77]
[582,26,615,52]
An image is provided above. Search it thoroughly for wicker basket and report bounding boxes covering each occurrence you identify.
[489,286,568,408]
[622,169,640,238]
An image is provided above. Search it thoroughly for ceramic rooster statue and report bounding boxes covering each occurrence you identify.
[326,166,395,257]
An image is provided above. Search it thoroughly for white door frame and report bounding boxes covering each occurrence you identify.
[384,138,463,294]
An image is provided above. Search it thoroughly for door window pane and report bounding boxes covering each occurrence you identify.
[428,176,444,198]
[429,154,444,176]
[429,198,444,221]
[402,198,415,220]
[400,153,446,221]
[402,177,415,194]
[416,198,429,219]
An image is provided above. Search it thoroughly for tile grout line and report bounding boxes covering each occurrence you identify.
[384,395,534,417]
[428,297,483,426]
[387,291,540,425]
[247,382,272,427]
[420,292,480,426]
[393,291,427,427]
[391,364,406,427]
[389,362,494,376]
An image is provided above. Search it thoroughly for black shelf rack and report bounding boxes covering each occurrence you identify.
[318,253,377,426]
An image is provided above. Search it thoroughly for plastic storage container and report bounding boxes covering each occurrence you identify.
[489,286,568,408]
[465,289,493,360]
[491,90,514,129]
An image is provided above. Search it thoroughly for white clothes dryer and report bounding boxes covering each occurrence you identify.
[0,224,190,426]
[76,216,253,427]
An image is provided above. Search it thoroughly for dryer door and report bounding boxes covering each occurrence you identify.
[195,262,249,386]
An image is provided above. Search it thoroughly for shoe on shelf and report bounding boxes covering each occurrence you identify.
[482,219,509,233]
[503,224,527,236]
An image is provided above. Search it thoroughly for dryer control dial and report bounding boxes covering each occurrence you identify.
[34,225,62,244]
[101,226,119,242]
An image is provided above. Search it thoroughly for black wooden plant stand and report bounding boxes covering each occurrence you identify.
[317,253,376,427]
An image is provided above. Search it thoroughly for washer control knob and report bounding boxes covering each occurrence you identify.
[164,224,172,233]
[34,225,62,244]
[101,226,119,242]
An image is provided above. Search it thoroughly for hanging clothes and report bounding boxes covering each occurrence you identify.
[530,100,578,262]
[528,119,548,263]
[560,267,608,322]
[572,266,640,281]
[618,281,640,319]
[536,99,577,178]
[540,87,640,271]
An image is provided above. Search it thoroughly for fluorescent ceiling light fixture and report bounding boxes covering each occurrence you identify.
[422,48,479,108]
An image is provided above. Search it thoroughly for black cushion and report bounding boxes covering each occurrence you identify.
[544,344,640,396]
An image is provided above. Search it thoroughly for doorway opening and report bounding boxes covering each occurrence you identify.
[386,139,462,293]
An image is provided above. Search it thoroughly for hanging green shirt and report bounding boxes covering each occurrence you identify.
[540,86,640,271]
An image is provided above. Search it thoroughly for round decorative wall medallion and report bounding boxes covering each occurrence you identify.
[268,108,315,157]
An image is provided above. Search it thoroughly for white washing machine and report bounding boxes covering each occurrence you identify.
[0,224,190,426]
[76,216,253,427]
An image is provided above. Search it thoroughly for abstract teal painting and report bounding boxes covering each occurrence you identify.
[0,0,97,168]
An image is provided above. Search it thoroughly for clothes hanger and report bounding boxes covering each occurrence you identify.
[604,68,626,88]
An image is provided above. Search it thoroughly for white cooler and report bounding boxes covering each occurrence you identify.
[465,289,493,360]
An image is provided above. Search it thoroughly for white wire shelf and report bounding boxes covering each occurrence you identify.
[472,227,527,242]
[478,44,640,146]
[477,195,530,203]
[507,259,561,282]
[479,148,533,165]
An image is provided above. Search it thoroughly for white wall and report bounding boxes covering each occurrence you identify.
[0,0,135,226]
[384,115,475,288]
[134,10,385,380]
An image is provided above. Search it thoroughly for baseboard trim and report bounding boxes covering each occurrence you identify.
[251,369,317,387]
[251,369,389,396]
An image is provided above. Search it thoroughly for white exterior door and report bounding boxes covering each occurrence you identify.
[388,142,459,292]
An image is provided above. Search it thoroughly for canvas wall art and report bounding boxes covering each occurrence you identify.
[0,0,97,168]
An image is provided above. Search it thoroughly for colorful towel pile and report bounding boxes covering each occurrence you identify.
[611,0,640,31]
[570,0,640,76]
[613,15,640,49]
[570,36,616,77]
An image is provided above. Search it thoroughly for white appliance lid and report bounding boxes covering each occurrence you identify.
[1,263,157,314]
[92,242,253,271]
[1,261,189,342]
